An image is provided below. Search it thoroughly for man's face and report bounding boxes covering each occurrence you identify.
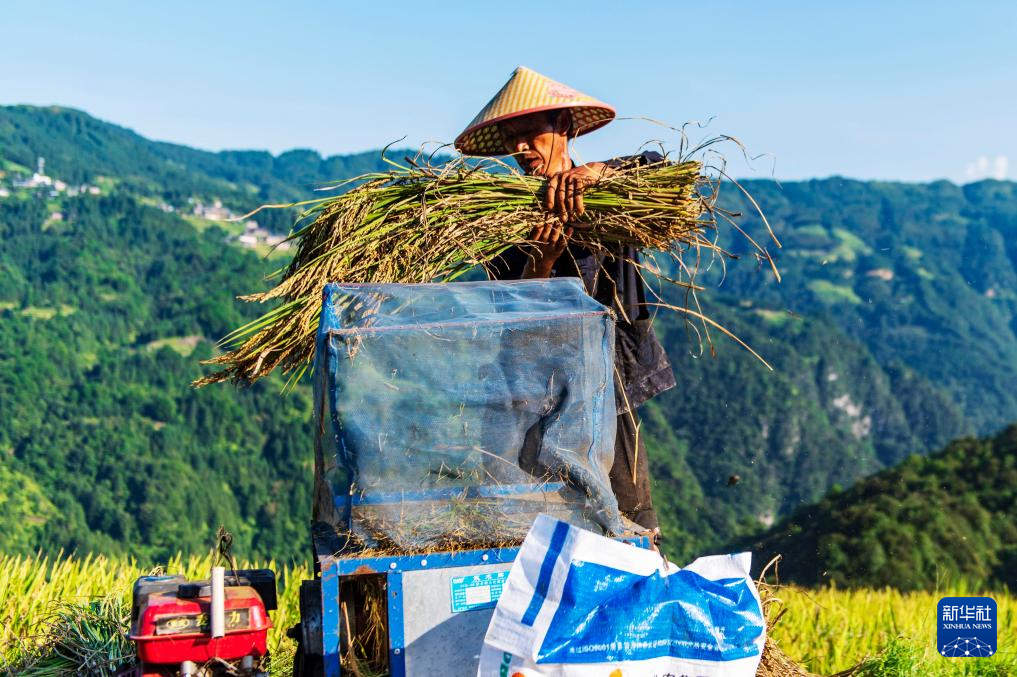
[499,112,569,176]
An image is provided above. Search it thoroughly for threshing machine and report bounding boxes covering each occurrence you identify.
[288,279,651,677]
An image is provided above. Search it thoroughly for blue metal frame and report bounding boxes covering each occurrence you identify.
[387,572,405,677]
[320,558,342,677]
[350,482,565,505]
[314,531,651,677]
[332,547,520,575]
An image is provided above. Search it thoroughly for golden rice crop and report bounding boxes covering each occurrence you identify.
[2,552,1012,676]
[768,583,1017,675]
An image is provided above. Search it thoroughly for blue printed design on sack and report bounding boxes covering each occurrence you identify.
[522,520,570,626]
[537,561,763,663]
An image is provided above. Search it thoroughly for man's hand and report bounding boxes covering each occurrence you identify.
[544,162,614,223]
[522,222,572,278]
[524,162,615,278]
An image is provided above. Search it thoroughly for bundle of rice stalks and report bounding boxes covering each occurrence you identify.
[195,150,779,388]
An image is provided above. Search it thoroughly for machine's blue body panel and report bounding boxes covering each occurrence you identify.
[311,527,650,677]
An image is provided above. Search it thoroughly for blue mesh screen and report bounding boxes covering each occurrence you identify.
[313,279,623,552]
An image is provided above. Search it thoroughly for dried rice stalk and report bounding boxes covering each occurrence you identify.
[195,148,778,388]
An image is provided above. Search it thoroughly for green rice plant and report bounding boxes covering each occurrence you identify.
[853,637,925,677]
[9,596,133,676]
[194,151,779,388]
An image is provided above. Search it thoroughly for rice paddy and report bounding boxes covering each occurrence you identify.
[1,552,1013,675]
[769,584,1017,675]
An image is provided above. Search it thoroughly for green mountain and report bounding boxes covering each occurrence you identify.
[0,104,1013,575]
[642,177,1017,561]
[642,303,971,562]
[717,178,1017,436]
[0,104,407,231]
[741,424,1017,590]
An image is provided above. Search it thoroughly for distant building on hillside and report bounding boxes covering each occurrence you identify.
[14,157,54,189]
[865,268,895,282]
[193,199,235,221]
[232,220,291,251]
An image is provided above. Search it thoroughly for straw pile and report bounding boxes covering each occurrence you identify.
[195,152,778,388]
[754,557,858,677]
[757,583,817,677]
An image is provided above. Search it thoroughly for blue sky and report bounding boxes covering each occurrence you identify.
[1,1,1014,182]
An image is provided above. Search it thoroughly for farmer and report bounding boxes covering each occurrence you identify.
[455,66,675,543]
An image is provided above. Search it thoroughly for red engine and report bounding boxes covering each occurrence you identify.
[128,570,275,677]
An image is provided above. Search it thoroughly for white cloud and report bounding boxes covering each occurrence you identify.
[965,154,1009,182]
[993,155,1009,180]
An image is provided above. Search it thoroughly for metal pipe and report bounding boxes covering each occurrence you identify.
[210,566,225,638]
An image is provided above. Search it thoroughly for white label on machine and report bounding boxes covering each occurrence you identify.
[450,570,508,613]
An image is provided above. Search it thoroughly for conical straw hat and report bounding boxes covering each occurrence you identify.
[455,66,616,156]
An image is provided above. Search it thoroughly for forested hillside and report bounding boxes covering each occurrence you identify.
[719,178,1017,436]
[1,104,1015,578]
[643,303,971,562]
[742,424,1017,589]
[645,178,1017,561]
[0,196,312,559]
